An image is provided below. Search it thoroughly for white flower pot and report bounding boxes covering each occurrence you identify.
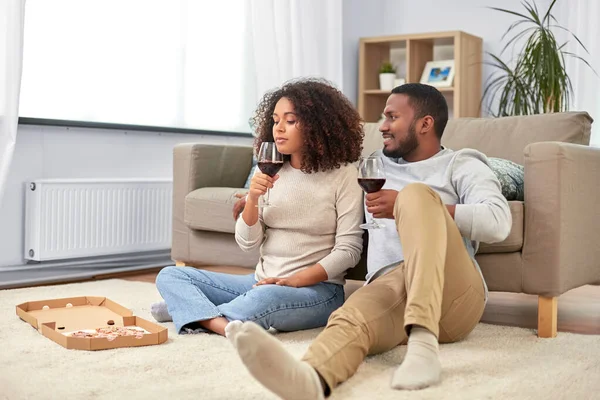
[379,73,396,91]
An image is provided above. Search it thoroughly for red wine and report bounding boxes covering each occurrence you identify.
[358,178,386,193]
[258,161,284,177]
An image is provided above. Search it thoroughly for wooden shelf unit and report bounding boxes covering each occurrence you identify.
[358,31,482,122]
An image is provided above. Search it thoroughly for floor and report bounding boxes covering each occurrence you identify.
[117,266,600,336]
[16,265,599,336]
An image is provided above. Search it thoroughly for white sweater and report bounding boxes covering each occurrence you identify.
[235,163,364,286]
[366,148,512,297]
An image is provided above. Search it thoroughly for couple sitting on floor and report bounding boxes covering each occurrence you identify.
[151,78,512,398]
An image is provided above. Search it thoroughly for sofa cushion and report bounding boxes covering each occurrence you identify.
[185,187,247,234]
[442,111,592,165]
[478,201,524,254]
[489,157,524,201]
[362,122,384,157]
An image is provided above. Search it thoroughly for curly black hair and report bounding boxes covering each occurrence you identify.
[250,78,364,174]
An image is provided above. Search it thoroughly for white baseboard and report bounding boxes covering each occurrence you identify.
[0,251,171,289]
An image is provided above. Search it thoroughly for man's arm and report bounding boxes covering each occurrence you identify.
[232,192,247,220]
[451,151,512,243]
[365,152,510,244]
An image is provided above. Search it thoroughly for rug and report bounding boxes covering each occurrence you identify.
[1,279,600,400]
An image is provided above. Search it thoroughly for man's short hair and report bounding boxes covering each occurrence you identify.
[391,83,449,139]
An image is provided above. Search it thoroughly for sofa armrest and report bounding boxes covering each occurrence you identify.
[522,141,600,296]
[172,143,253,262]
[173,143,253,196]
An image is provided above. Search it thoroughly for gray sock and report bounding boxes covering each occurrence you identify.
[227,321,325,400]
[150,301,172,322]
[391,326,441,390]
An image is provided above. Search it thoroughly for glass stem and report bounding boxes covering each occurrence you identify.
[265,188,271,205]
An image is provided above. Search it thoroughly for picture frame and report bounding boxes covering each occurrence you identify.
[420,60,455,88]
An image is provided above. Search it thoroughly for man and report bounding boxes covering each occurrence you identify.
[227,83,512,398]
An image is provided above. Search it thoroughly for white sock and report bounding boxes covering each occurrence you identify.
[150,301,172,322]
[224,320,243,344]
[391,326,441,390]
[227,321,325,400]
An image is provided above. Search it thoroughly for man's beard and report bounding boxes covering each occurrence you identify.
[382,121,419,159]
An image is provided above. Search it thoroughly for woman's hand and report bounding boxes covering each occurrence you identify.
[253,264,327,288]
[254,277,300,288]
[247,173,279,203]
[241,173,278,227]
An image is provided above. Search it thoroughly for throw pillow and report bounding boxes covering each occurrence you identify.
[488,157,524,201]
[244,158,258,189]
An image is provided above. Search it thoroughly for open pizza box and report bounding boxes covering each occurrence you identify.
[16,296,168,350]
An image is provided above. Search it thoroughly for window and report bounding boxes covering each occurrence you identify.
[19,1,253,133]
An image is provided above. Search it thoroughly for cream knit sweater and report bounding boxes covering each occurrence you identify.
[235,162,364,285]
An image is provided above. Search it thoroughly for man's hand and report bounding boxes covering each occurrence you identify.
[232,192,247,220]
[365,189,399,219]
[253,277,300,288]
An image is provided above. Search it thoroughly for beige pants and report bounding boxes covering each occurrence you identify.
[302,183,486,390]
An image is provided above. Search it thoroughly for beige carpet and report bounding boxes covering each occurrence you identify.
[2,280,600,400]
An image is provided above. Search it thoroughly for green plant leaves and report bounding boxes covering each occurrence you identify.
[379,62,396,74]
[483,0,594,116]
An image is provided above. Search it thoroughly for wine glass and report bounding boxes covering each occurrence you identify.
[256,142,284,208]
[357,156,386,229]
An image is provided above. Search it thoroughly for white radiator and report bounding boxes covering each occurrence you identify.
[24,179,173,262]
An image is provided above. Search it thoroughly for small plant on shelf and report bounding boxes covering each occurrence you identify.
[379,62,397,90]
[379,61,396,74]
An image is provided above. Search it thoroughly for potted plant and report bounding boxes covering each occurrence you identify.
[379,62,397,91]
[483,0,595,116]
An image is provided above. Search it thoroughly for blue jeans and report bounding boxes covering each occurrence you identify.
[155,266,345,334]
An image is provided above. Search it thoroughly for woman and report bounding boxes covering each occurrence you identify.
[152,78,365,336]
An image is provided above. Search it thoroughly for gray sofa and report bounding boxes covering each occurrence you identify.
[171,112,600,338]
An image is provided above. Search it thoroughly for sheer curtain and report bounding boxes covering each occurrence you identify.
[0,0,26,205]
[245,0,343,106]
[556,0,600,146]
[181,1,251,132]
[20,1,260,133]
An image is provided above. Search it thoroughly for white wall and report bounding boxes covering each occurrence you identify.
[342,0,387,105]
[0,125,252,267]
